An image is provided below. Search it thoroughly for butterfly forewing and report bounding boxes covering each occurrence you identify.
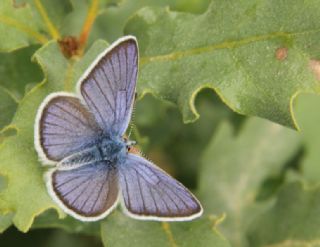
[119,154,203,220]
[79,37,138,135]
[48,161,119,220]
[36,94,101,163]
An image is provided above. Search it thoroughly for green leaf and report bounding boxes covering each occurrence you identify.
[124,1,320,128]
[0,88,18,129]
[0,226,102,247]
[41,230,102,247]
[0,213,13,233]
[0,45,43,97]
[60,0,90,38]
[134,90,242,188]
[294,93,320,183]
[0,0,72,52]
[62,0,122,41]
[198,118,301,246]
[0,46,42,138]
[91,0,211,43]
[0,45,43,131]
[0,175,12,233]
[32,210,100,237]
[172,0,211,13]
[0,40,109,232]
[91,0,173,43]
[248,182,320,247]
[101,211,230,247]
[0,126,17,145]
[0,0,45,51]
[30,0,72,31]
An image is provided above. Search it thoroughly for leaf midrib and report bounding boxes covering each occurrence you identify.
[140,29,320,65]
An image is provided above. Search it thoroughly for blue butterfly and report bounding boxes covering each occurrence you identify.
[34,36,203,221]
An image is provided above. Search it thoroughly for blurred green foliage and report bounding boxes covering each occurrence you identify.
[1,0,320,247]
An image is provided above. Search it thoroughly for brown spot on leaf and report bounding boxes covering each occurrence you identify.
[309,59,320,80]
[275,47,288,61]
[13,0,26,8]
[58,36,80,58]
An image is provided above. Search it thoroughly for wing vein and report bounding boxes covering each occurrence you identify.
[117,52,123,90]
[92,75,115,111]
[51,104,90,129]
[44,141,82,147]
[136,169,146,212]
[91,168,110,212]
[122,172,131,209]
[82,90,107,127]
[43,121,79,134]
[101,65,116,100]
[60,176,92,198]
[55,175,85,189]
[69,178,93,206]
[131,165,181,212]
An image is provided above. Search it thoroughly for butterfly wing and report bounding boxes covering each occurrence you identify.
[78,36,138,136]
[47,161,119,221]
[35,93,102,164]
[119,154,203,221]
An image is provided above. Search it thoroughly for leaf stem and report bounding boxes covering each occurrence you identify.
[78,0,100,52]
[33,0,60,40]
[0,15,48,44]
[63,62,75,92]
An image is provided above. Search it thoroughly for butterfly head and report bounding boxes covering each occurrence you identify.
[123,137,137,152]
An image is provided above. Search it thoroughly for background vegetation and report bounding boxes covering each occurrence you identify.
[1,0,320,246]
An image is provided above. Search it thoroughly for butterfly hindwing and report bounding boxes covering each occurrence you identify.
[79,37,138,135]
[47,161,119,221]
[119,154,203,221]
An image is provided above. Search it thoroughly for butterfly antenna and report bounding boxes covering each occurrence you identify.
[128,124,133,139]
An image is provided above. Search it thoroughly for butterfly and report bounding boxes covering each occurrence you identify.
[34,36,203,221]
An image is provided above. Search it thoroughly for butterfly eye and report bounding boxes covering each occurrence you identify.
[126,140,137,153]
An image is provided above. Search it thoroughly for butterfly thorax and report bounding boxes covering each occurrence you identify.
[98,137,127,163]
[58,137,130,169]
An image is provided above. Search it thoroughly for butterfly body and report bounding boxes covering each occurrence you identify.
[35,36,203,222]
[58,136,130,169]
[96,136,127,162]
